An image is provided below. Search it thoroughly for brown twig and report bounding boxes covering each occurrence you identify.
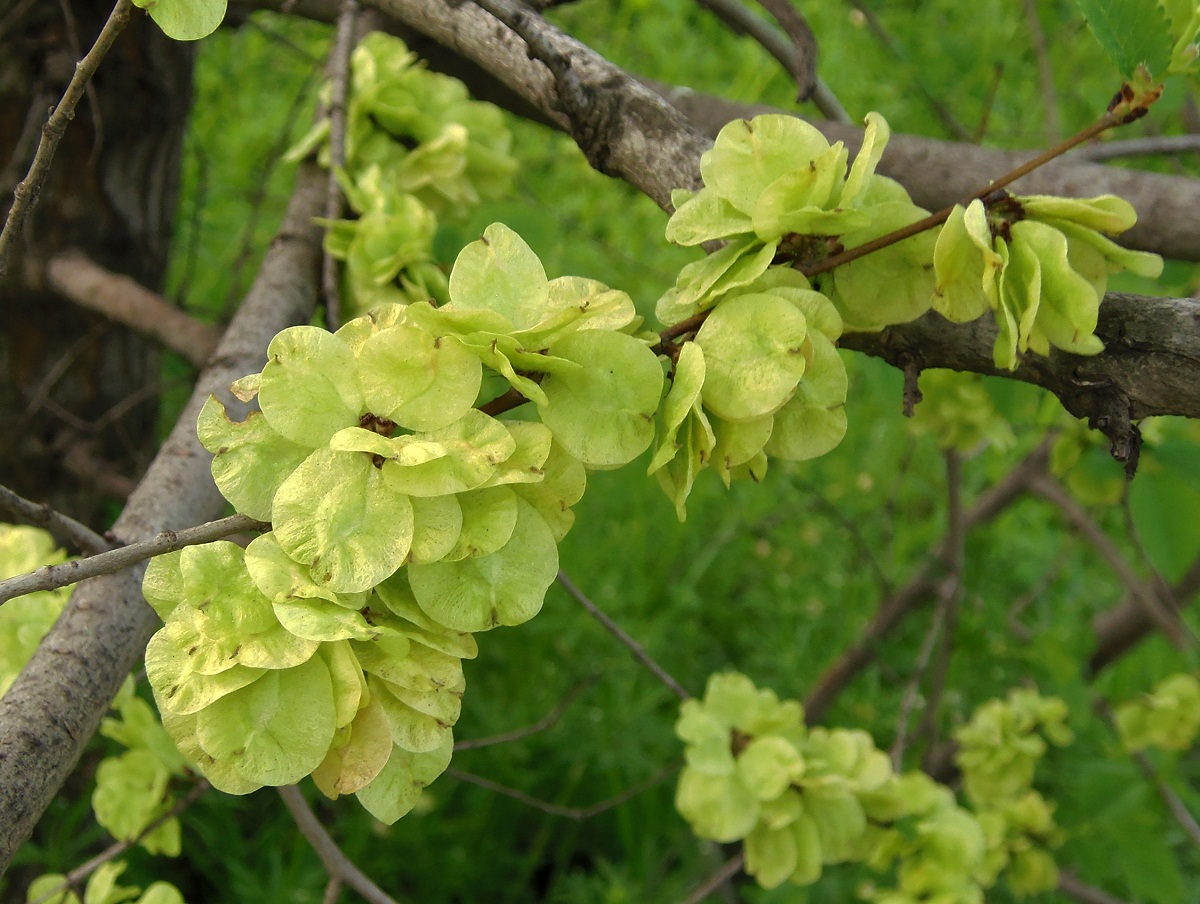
[889,599,945,768]
[446,764,675,819]
[46,250,222,367]
[57,0,105,167]
[840,0,971,140]
[690,0,849,120]
[321,0,359,331]
[454,676,597,750]
[916,449,965,760]
[0,484,112,556]
[277,785,399,904]
[1029,474,1191,651]
[1090,553,1200,674]
[804,440,1049,723]
[0,514,268,606]
[749,0,817,101]
[556,570,692,700]
[1057,872,1132,904]
[678,852,746,904]
[1019,0,1059,144]
[0,0,134,276]
[27,780,209,904]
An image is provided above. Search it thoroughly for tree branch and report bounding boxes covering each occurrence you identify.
[0,0,134,276]
[0,164,326,875]
[556,570,692,700]
[804,440,1049,723]
[277,785,399,904]
[445,764,674,820]
[1089,553,1200,674]
[1029,475,1190,650]
[46,250,222,368]
[0,485,112,556]
[839,294,1200,453]
[0,514,267,606]
[361,0,713,210]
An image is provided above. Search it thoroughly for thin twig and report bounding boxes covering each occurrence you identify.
[454,676,597,750]
[1094,698,1200,850]
[889,600,945,768]
[841,0,970,140]
[1019,0,1059,144]
[0,514,268,606]
[556,570,692,700]
[678,852,746,904]
[46,250,222,368]
[0,484,112,555]
[323,879,343,904]
[916,449,965,757]
[446,765,675,820]
[691,0,849,120]
[1030,474,1191,651]
[804,439,1050,723]
[321,0,359,331]
[1090,552,1200,674]
[1057,873,1131,904]
[277,785,399,904]
[749,0,817,101]
[0,0,134,276]
[58,0,105,167]
[28,780,209,904]
[655,108,1125,350]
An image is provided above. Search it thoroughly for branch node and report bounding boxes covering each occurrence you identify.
[901,355,923,417]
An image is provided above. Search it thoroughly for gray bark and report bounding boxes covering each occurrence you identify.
[0,165,325,874]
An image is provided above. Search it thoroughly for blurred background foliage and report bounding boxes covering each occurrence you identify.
[12,0,1200,901]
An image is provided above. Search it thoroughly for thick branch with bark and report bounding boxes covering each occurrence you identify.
[46,250,222,368]
[841,294,1200,455]
[0,165,326,874]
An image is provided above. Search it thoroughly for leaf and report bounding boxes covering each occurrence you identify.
[258,326,363,447]
[145,612,265,716]
[695,293,808,423]
[745,822,798,889]
[356,326,482,432]
[701,115,831,215]
[648,341,705,475]
[356,737,453,824]
[331,411,515,497]
[1115,814,1185,904]
[312,694,393,797]
[408,498,558,631]
[197,396,311,521]
[133,0,227,41]
[408,494,464,564]
[272,448,415,593]
[665,189,754,246]
[674,767,760,842]
[447,223,549,331]
[1074,0,1173,78]
[196,655,337,786]
[539,330,664,468]
[443,486,519,560]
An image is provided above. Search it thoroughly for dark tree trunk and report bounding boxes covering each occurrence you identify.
[0,0,193,527]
